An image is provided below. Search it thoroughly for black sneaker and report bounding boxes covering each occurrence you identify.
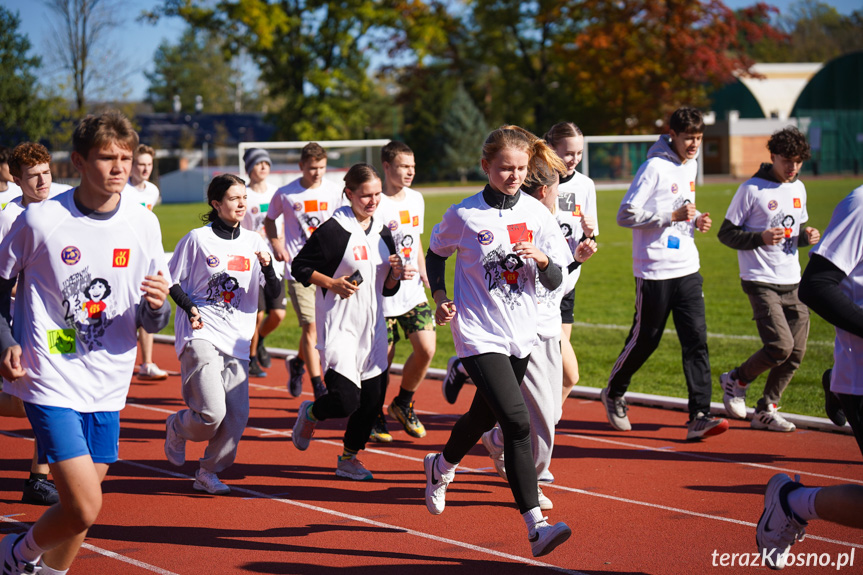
[257,338,272,368]
[249,356,267,378]
[822,369,846,427]
[442,357,468,404]
[286,356,305,397]
[313,381,327,400]
[22,477,60,505]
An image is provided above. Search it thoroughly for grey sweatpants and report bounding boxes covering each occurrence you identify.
[486,334,562,483]
[172,339,250,473]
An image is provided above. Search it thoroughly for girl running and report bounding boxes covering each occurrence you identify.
[423,125,572,557]
[164,173,280,495]
[290,163,405,481]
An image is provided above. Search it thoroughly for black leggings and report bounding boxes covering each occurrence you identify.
[839,393,863,459]
[442,352,537,513]
[310,368,386,453]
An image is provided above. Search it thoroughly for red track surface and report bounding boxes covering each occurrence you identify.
[2,343,862,574]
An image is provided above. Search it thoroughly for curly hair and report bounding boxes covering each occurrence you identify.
[9,142,51,178]
[767,127,811,161]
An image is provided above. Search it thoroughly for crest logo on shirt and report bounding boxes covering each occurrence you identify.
[767,200,778,211]
[353,245,368,261]
[412,215,419,227]
[251,206,260,215]
[573,205,582,217]
[690,182,696,192]
[671,183,679,194]
[112,249,130,268]
[292,202,302,212]
[227,255,250,272]
[61,246,81,265]
[320,202,328,211]
[388,219,399,231]
[793,198,801,208]
[507,223,533,244]
[400,210,411,224]
[477,230,494,245]
[206,255,220,267]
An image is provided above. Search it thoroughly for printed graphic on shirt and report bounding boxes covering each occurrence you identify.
[671,197,695,238]
[112,249,130,268]
[205,272,242,316]
[303,214,321,234]
[353,245,368,261]
[482,245,526,309]
[60,267,115,350]
[391,230,415,263]
[558,192,577,212]
[774,212,797,255]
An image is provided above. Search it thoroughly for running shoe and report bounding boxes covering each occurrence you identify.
[442,356,468,405]
[313,380,328,400]
[538,486,553,511]
[138,362,168,381]
[286,356,305,397]
[529,519,571,557]
[335,455,373,481]
[424,453,453,515]
[256,337,272,368]
[686,412,729,440]
[193,468,231,495]
[21,477,59,506]
[292,400,316,450]
[600,387,631,431]
[751,404,796,433]
[164,413,186,467]
[821,369,846,427]
[249,356,267,378]
[369,412,393,443]
[0,533,39,575]
[757,473,807,570]
[388,401,426,438]
[480,428,507,481]
[720,370,749,419]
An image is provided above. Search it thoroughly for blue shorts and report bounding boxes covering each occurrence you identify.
[24,403,120,465]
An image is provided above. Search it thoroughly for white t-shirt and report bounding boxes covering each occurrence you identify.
[50,182,72,197]
[123,181,160,211]
[169,225,269,360]
[0,197,24,238]
[0,183,22,209]
[0,190,169,412]
[266,178,344,280]
[725,176,809,284]
[809,186,863,395]
[377,188,428,317]
[429,189,569,358]
[556,171,598,288]
[243,182,285,277]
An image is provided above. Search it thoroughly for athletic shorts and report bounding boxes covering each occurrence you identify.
[560,288,575,325]
[24,403,120,465]
[287,280,317,326]
[386,301,435,344]
[257,279,287,312]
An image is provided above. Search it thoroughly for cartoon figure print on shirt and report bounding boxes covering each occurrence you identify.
[778,213,796,255]
[206,272,242,316]
[61,268,115,350]
[670,194,696,243]
[480,222,534,308]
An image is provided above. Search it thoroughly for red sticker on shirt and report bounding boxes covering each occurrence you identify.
[227,255,250,271]
[573,205,582,217]
[320,202,328,211]
[793,198,801,208]
[304,200,318,213]
[412,215,419,227]
[507,223,532,243]
[353,246,368,261]
[112,249,130,268]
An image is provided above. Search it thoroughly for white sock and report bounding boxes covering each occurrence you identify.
[14,528,45,564]
[523,507,544,535]
[40,563,69,575]
[787,486,820,521]
[435,454,457,479]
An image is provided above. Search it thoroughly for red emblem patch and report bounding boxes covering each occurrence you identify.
[353,246,368,261]
[112,249,130,268]
[227,255,250,271]
[507,223,532,243]
[793,198,801,208]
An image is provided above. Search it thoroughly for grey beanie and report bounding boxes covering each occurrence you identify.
[244,148,271,174]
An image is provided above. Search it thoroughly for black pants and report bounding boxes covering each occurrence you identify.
[608,272,712,416]
[442,353,537,513]
[311,368,386,453]
[839,393,863,459]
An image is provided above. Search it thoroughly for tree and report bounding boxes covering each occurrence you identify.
[0,6,55,142]
[440,84,487,182]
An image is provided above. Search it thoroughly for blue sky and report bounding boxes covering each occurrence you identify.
[6,0,860,103]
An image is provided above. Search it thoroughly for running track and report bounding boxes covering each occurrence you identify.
[2,343,862,574]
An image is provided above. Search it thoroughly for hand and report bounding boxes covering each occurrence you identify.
[0,345,25,381]
[141,271,170,310]
[420,273,430,289]
[513,241,549,270]
[401,264,418,281]
[761,227,784,245]
[255,250,272,267]
[388,254,404,281]
[331,276,360,299]
[806,226,820,245]
[575,238,598,263]
[272,245,289,263]
[189,306,204,330]
[695,212,711,233]
[580,214,597,238]
[435,298,457,326]
[672,203,697,222]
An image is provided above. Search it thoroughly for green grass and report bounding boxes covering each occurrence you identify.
[153,178,860,418]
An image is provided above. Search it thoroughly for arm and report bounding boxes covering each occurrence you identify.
[417,236,430,289]
[426,248,456,325]
[799,253,863,339]
[137,271,171,333]
[717,218,766,250]
[380,228,401,297]
[264,217,289,262]
[0,276,23,380]
[798,223,820,247]
[169,283,203,329]
[255,250,281,300]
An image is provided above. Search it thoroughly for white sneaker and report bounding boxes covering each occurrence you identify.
[292,400,317,450]
[335,455,373,481]
[138,362,168,381]
[720,371,749,419]
[424,453,453,515]
[193,468,230,495]
[480,429,507,481]
[757,473,807,569]
[600,387,631,431]
[751,404,796,432]
[529,518,571,557]
[0,533,40,575]
[538,486,553,511]
[164,413,185,467]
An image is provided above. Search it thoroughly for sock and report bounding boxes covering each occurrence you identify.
[40,563,69,575]
[14,528,45,564]
[787,486,820,521]
[435,454,458,479]
[28,472,48,483]
[306,403,318,422]
[341,447,359,460]
[523,507,544,535]
[394,387,414,409]
[258,336,266,347]
[311,375,323,388]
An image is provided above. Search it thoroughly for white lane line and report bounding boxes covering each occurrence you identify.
[0,516,181,575]
[571,321,833,346]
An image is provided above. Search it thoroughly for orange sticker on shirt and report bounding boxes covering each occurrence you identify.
[320,202,328,211]
[353,246,368,261]
[412,215,419,227]
[112,249,130,267]
[304,200,319,212]
[573,205,582,217]
[400,210,411,224]
[690,181,696,192]
[227,255,250,271]
[507,223,532,243]
[793,198,801,208]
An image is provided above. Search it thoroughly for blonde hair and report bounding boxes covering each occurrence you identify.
[483,125,566,177]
